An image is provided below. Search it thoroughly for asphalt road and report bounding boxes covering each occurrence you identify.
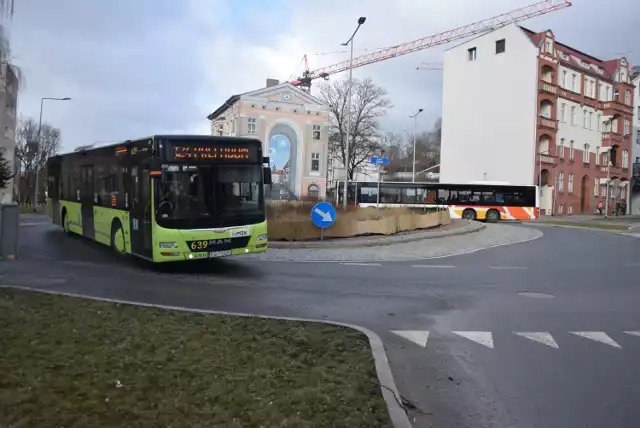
[6,215,640,428]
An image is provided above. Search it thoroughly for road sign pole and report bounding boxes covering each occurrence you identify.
[376,164,381,218]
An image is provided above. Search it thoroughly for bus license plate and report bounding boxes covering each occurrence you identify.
[209,250,232,258]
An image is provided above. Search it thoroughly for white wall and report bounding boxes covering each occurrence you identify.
[440,24,538,185]
[556,98,604,159]
[558,65,582,94]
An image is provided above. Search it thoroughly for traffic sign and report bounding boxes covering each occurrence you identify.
[311,202,336,229]
[370,157,389,165]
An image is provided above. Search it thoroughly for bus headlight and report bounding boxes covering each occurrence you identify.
[256,234,268,242]
[159,242,179,249]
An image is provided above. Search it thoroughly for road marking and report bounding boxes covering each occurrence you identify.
[339,262,382,266]
[452,331,494,349]
[410,264,456,269]
[391,330,429,347]
[623,331,640,337]
[623,263,640,267]
[570,331,621,348]
[488,266,529,270]
[513,332,559,348]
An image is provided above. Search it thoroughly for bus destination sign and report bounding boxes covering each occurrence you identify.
[173,145,252,161]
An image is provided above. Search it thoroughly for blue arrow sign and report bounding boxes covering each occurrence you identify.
[370,157,389,165]
[311,202,336,229]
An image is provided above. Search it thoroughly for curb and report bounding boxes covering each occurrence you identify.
[525,222,632,234]
[0,285,413,428]
[268,221,486,249]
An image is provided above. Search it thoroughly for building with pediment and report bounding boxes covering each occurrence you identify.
[206,79,330,201]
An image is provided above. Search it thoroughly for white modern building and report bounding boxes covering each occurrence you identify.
[440,23,635,215]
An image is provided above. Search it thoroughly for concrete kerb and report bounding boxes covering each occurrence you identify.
[268,221,486,249]
[525,222,632,234]
[0,285,413,428]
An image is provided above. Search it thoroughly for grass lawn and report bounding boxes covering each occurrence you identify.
[0,288,392,428]
[536,219,630,231]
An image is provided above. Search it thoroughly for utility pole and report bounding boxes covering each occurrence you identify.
[409,108,423,182]
[341,16,366,210]
[33,97,71,211]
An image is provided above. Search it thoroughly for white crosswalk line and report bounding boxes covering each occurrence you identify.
[623,331,640,337]
[570,331,621,348]
[410,265,456,269]
[488,266,529,270]
[513,332,559,348]
[391,330,429,347]
[339,262,381,266]
[453,331,494,349]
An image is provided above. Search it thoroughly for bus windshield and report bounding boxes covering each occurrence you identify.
[155,164,264,229]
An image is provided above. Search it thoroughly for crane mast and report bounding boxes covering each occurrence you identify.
[291,0,572,91]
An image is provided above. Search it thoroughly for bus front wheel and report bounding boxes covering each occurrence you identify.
[486,209,501,223]
[111,221,126,255]
[462,209,477,221]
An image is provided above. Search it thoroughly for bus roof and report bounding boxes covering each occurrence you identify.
[55,135,262,157]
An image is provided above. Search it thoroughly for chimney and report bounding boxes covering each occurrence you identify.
[266,78,279,88]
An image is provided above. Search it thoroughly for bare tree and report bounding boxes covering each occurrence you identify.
[14,116,61,203]
[320,77,392,179]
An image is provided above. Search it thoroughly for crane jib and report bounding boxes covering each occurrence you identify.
[291,0,572,87]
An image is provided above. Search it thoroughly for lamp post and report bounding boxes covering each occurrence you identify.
[341,16,366,210]
[409,108,423,182]
[33,97,71,211]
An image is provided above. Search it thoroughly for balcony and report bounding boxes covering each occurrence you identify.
[602,132,623,144]
[537,116,557,130]
[539,80,557,95]
[537,154,556,165]
[600,101,633,115]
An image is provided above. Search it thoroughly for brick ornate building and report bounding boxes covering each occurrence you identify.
[440,23,634,215]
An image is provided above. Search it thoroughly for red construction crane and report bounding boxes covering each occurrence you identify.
[290,0,572,91]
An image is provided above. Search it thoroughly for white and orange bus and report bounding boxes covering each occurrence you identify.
[335,180,539,222]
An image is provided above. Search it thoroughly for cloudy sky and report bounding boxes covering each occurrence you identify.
[6,0,639,151]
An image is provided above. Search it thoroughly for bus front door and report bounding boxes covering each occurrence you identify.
[81,165,95,239]
[129,166,153,259]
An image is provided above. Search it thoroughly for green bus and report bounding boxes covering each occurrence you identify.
[46,135,271,262]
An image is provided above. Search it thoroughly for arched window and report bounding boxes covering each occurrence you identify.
[307,184,320,200]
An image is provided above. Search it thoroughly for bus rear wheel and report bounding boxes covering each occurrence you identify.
[462,208,477,221]
[486,209,501,223]
[111,221,126,255]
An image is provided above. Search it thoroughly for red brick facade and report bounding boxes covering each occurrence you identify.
[528,29,633,215]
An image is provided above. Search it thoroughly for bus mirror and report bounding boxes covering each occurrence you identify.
[263,167,272,185]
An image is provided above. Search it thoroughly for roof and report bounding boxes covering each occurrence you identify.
[56,135,262,157]
[519,26,621,80]
[206,82,327,121]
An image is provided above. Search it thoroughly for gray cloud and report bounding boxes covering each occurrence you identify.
[7,0,639,151]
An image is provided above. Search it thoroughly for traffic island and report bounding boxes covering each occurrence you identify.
[267,201,455,246]
[0,288,393,428]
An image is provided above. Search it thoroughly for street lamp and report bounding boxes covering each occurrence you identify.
[341,16,366,210]
[33,97,71,211]
[409,108,423,182]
